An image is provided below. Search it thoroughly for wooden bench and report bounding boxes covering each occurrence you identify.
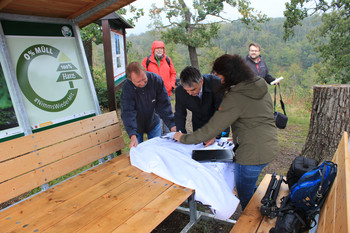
[231,131,350,233]
[0,111,195,232]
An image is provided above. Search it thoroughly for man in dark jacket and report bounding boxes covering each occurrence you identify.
[245,42,276,84]
[175,66,228,141]
[121,62,176,148]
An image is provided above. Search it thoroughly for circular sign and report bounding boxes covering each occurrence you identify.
[16,44,78,112]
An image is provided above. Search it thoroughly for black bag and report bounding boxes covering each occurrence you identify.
[192,149,235,162]
[274,83,288,129]
[286,156,317,189]
[270,195,309,233]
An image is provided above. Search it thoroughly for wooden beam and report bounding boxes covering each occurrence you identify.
[0,0,13,11]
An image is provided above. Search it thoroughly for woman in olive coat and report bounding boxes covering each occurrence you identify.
[174,54,279,210]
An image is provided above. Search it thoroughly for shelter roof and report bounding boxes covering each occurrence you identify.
[0,0,136,27]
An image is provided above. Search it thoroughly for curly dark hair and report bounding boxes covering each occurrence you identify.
[212,54,255,92]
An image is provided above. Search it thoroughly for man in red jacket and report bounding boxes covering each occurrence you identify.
[142,41,176,134]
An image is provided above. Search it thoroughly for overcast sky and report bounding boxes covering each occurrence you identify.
[125,0,289,35]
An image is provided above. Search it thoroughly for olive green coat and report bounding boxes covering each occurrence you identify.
[180,76,279,165]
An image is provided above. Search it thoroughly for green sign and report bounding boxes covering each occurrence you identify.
[16,44,80,112]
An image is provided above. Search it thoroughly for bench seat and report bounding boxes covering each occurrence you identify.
[0,111,194,232]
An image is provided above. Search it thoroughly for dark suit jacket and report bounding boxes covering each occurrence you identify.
[175,74,223,133]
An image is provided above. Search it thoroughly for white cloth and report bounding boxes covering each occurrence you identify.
[130,132,239,220]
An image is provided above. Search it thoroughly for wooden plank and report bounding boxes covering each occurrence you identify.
[112,186,194,233]
[317,132,350,233]
[3,166,155,233]
[230,174,271,233]
[0,124,122,183]
[0,137,124,203]
[47,176,174,232]
[0,111,118,162]
[67,0,105,18]
[0,0,12,10]
[0,154,131,224]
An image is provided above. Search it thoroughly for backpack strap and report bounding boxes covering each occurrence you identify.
[146,55,171,70]
[146,55,151,70]
[274,83,287,116]
[165,55,171,67]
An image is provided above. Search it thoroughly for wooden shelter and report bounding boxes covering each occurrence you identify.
[0,0,135,141]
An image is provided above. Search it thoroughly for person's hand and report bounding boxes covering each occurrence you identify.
[204,137,216,147]
[170,126,176,132]
[174,132,183,141]
[129,135,138,148]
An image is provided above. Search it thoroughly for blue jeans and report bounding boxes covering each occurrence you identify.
[136,121,161,143]
[234,162,268,210]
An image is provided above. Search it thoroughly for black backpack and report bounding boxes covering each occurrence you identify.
[145,55,171,69]
[286,156,317,189]
[271,161,337,233]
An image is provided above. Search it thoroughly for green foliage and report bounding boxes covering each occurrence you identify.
[93,67,109,109]
[80,23,103,44]
[283,0,350,84]
[149,0,268,67]
[0,68,12,109]
[117,5,144,27]
[198,46,225,74]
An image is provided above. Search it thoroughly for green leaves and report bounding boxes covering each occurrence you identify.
[150,0,268,67]
[284,0,350,83]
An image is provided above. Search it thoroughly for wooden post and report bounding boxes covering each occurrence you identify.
[101,19,117,112]
[301,85,350,162]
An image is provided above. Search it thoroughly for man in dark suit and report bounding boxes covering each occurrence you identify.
[175,66,228,143]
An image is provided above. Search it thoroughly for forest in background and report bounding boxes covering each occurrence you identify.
[93,16,323,110]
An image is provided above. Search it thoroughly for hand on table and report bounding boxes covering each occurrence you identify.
[203,137,216,147]
[129,135,138,148]
[174,132,183,141]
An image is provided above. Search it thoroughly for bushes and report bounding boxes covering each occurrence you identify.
[93,67,123,109]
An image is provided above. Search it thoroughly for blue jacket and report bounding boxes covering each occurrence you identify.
[121,72,175,137]
[175,74,223,133]
[245,55,275,84]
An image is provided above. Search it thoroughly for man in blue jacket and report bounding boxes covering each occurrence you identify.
[175,66,229,144]
[245,42,276,84]
[121,62,176,148]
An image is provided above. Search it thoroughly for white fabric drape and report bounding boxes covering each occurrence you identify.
[130,132,239,220]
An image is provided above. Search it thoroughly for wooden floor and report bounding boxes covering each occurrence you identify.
[230,174,289,233]
[0,154,193,233]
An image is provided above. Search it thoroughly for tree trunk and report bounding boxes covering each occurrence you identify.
[301,85,350,163]
[188,45,199,69]
[83,40,93,70]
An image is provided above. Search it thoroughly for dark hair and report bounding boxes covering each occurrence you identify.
[249,42,261,51]
[180,66,202,87]
[126,62,146,79]
[212,54,254,91]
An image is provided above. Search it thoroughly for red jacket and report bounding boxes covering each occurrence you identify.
[142,41,176,96]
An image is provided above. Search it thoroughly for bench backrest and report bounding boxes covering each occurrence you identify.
[317,131,350,233]
[0,111,125,204]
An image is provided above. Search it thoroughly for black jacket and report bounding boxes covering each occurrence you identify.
[121,71,175,137]
[175,74,223,133]
[245,55,275,84]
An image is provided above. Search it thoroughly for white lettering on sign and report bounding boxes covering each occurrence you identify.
[62,73,76,80]
[60,64,73,70]
[34,46,53,55]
